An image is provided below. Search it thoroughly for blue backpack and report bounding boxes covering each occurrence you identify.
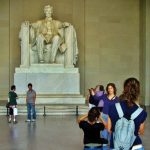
[113,103,143,150]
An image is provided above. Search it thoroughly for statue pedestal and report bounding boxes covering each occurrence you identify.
[14,64,85,104]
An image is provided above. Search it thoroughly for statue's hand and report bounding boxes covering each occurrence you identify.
[24,21,31,26]
[59,43,67,53]
[63,22,70,28]
[23,21,30,27]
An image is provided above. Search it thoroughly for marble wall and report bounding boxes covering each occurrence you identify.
[140,0,150,105]
[84,0,140,96]
[0,0,149,105]
[0,0,9,100]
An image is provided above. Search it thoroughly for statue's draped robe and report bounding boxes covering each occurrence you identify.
[19,19,78,67]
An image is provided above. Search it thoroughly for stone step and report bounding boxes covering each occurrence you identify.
[0,104,89,116]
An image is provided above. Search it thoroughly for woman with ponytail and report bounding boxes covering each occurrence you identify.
[108,78,147,150]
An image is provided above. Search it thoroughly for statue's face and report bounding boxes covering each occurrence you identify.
[44,7,52,18]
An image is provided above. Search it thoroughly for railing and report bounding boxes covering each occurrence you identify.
[42,105,79,116]
[5,105,80,116]
[43,105,46,117]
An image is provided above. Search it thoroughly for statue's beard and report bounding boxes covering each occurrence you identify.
[45,14,52,18]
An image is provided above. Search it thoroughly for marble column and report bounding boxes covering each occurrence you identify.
[140,0,150,106]
[64,25,78,67]
[19,22,30,67]
[144,0,150,106]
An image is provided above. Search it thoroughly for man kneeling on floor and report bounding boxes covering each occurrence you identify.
[78,107,108,150]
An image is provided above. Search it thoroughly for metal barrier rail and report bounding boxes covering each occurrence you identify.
[43,105,46,117]
[6,105,80,116]
[42,105,79,116]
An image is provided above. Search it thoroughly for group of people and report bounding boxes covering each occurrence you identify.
[78,77,147,150]
[7,83,36,123]
[7,77,147,150]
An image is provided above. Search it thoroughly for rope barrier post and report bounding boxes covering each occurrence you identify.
[6,108,9,116]
[76,105,78,116]
[43,105,46,117]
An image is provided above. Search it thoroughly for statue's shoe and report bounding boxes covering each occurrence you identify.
[40,60,44,63]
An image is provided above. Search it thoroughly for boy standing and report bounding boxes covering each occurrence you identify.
[26,83,36,122]
[8,85,18,124]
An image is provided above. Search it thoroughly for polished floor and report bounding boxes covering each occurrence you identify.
[0,107,149,150]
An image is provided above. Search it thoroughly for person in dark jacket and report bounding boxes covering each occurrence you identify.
[8,85,18,124]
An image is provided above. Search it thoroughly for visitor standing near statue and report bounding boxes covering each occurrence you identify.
[8,85,18,124]
[26,83,36,122]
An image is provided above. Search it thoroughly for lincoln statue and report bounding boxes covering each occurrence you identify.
[19,5,78,67]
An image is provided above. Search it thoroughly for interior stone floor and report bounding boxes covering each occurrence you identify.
[0,107,149,150]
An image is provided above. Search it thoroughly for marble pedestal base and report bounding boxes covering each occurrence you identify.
[15,94,85,104]
[14,64,85,104]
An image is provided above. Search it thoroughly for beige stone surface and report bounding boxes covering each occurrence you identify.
[84,0,140,96]
[0,0,9,100]
[139,0,150,106]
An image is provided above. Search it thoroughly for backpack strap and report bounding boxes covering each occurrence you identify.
[115,103,124,118]
[131,107,143,120]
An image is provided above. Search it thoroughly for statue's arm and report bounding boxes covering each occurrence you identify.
[62,22,71,28]
[56,20,70,29]
[29,21,40,44]
[29,27,35,44]
[31,22,39,28]
[19,21,30,40]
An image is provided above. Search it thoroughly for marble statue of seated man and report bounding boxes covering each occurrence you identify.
[19,5,78,67]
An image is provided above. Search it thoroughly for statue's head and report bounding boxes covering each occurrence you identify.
[44,5,53,18]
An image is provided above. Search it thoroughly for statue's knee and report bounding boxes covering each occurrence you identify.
[53,35,60,41]
[37,34,44,41]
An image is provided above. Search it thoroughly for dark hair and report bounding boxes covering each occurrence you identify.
[119,77,140,107]
[88,107,100,122]
[11,85,16,90]
[28,83,32,87]
[106,83,117,95]
[99,85,104,91]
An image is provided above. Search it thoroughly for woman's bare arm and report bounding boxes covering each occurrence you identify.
[99,115,108,129]
[138,122,145,135]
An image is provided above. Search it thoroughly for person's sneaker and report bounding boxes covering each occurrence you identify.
[32,119,36,122]
[13,121,18,124]
[25,119,31,122]
[8,120,11,123]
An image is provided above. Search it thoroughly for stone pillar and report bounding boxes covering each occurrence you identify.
[64,25,74,67]
[20,22,30,68]
[144,0,150,106]
[64,25,78,68]
[140,0,150,106]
